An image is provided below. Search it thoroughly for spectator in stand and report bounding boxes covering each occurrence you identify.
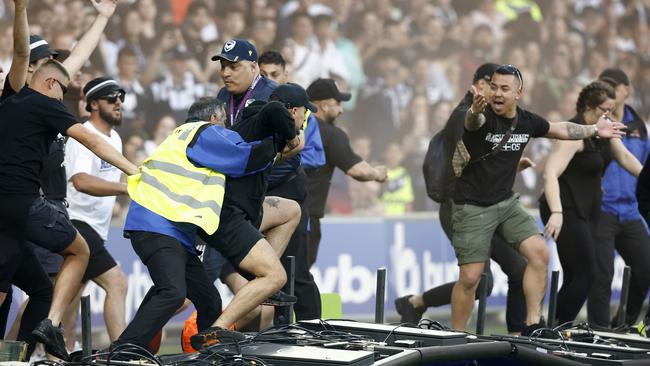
[313,14,350,83]
[218,8,247,45]
[137,0,163,50]
[250,20,278,55]
[182,0,219,62]
[115,47,148,125]
[113,7,148,72]
[380,142,414,215]
[144,115,177,156]
[355,50,413,159]
[284,12,321,88]
[149,47,205,123]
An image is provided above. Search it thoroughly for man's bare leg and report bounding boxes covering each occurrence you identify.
[451,261,485,330]
[260,197,300,256]
[62,287,83,350]
[93,266,128,341]
[518,235,549,325]
[222,271,274,331]
[212,239,286,329]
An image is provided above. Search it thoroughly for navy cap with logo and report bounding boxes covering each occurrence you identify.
[83,77,126,112]
[306,78,351,102]
[29,35,58,64]
[599,67,630,86]
[211,39,258,63]
[271,83,318,112]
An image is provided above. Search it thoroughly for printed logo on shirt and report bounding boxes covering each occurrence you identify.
[485,133,530,152]
[100,160,115,171]
[245,99,255,108]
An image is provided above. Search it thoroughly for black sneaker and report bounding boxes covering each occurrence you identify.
[32,318,69,361]
[522,318,556,338]
[262,290,297,306]
[394,295,425,324]
[190,327,247,350]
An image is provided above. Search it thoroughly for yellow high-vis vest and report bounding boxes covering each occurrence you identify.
[127,122,225,234]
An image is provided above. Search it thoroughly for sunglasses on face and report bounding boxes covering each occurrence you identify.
[495,64,524,90]
[48,77,68,95]
[99,92,126,104]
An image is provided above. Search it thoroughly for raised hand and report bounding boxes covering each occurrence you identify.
[470,85,487,114]
[90,0,118,18]
[596,114,626,139]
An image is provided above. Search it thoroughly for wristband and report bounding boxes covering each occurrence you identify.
[551,211,562,214]
[593,125,599,139]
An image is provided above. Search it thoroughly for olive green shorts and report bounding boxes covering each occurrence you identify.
[451,194,540,265]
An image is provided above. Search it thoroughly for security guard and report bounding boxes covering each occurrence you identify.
[113,100,277,351]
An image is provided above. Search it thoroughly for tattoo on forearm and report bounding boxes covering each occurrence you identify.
[265,197,280,208]
[464,109,485,131]
[566,123,593,139]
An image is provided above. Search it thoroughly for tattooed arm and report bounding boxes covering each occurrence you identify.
[545,115,626,140]
[464,85,487,131]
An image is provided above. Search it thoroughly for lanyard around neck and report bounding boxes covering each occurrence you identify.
[229,75,261,125]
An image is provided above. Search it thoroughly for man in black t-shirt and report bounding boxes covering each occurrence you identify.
[304,78,388,267]
[0,60,137,360]
[396,63,530,334]
[450,64,625,334]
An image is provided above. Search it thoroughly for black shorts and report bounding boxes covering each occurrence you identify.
[26,197,77,254]
[200,205,263,267]
[31,243,63,276]
[72,220,117,282]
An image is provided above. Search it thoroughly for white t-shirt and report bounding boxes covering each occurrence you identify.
[65,121,123,240]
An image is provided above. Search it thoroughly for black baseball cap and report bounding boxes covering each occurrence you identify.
[599,67,630,86]
[271,83,318,112]
[472,62,500,84]
[83,77,126,112]
[306,78,351,102]
[211,39,258,63]
[29,35,58,63]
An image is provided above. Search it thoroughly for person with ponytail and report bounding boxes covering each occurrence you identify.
[540,80,643,325]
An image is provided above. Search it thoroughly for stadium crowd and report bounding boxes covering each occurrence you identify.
[0,0,648,215]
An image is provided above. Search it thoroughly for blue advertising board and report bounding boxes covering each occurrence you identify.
[5,213,630,332]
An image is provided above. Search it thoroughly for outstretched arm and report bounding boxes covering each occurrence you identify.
[545,115,625,140]
[347,161,388,182]
[66,123,138,176]
[6,0,30,92]
[62,0,118,75]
